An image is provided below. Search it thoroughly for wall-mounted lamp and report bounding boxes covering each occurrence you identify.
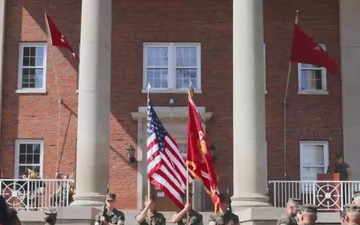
[209,144,216,162]
[127,144,136,164]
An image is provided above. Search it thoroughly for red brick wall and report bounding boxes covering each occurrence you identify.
[0,0,342,210]
[264,0,342,180]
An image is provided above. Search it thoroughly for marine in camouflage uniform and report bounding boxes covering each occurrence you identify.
[297,204,318,225]
[339,209,346,225]
[172,193,203,225]
[208,194,239,225]
[343,204,360,225]
[277,198,302,225]
[95,193,125,225]
[136,195,166,225]
[353,191,360,206]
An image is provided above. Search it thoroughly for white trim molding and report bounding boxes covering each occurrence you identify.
[142,42,201,93]
[131,106,212,122]
[299,140,329,181]
[16,42,47,94]
[14,139,44,178]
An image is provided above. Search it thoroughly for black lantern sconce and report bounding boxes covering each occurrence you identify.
[209,144,216,162]
[127,144,136,163]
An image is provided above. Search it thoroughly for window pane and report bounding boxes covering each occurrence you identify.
[300,69,323,90]
[19,154,26,164]
[300,63,321,69]
[26,154,33,163]
[176,47,197,67]
[33,144,41,154]
[147,69,168,88]
[36,47,44,57]
[35,57,44,66]
[23,57,30,66]
[22,68,43,89]
[30,47,36,57]
[26,144,33,154]
[147,47,168,67]
[23,47,30,57]
[29,57,35,66]
[175,69,197,89]
[301,144,325,166]
[18,166,29,178]
[34,154,40,164]
[20,144,26,153]
[302,167,325,180]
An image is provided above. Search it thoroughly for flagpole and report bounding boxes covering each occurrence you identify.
[45,12,63,175]
[283,10,299,179]
[186,85,194,225]
[147,83,152,225]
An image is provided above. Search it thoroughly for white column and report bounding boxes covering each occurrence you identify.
[232,0,270,208]
[71,0,112,206]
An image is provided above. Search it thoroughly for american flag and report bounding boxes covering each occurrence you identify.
[147,99,193,208]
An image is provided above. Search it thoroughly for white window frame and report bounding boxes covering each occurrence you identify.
[142,42,201,93]
[14,139,44,178]
[297,44,328,95]
[300,141,329,180]
[16,42,47,94]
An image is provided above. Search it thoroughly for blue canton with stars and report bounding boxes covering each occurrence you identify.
[147,100,168,152]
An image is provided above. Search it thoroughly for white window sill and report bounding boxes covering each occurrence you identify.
[16,89,47,94]
[141,89,202,94]
[298,90,329,95]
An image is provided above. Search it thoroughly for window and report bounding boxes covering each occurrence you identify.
[143,43,201,92]
[15,140,44,178]
[297,44,327,94]
[300,141,329,181]
[17,43,47,93]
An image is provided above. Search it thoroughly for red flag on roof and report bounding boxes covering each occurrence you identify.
[45,13,79,60]
[290,23,337,73]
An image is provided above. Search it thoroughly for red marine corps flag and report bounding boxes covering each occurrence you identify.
[45,13,79,60]
[290,23,337,73]
[186,86,220,213]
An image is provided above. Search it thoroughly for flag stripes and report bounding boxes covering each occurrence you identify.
[147,99,193,209]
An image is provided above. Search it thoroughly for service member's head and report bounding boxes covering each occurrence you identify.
[286,198,302,216]
[336,153,343,164]
[219,194,229,208]
[105,193,116,208]
[182,193,193,207]
[344,204,360,224]
[145,195,156,210]
[297,204,318,224]
[353,191,360,206]
[340,210,347,225]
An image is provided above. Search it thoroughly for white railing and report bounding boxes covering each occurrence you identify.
[268,180,360,211]
[0,179,75,210]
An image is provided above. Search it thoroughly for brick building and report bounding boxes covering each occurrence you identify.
[0,0,357,211]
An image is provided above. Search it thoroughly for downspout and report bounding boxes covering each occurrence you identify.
[0,0,6,178]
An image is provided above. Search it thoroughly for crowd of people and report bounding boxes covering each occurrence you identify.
[2,190,360,225]
[277,191,360,225]
[94,193,238,225]
[0,195,21,225]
